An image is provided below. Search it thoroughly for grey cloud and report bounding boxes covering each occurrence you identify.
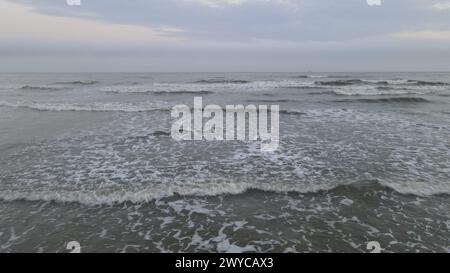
[2,0,450,71]
[7,0,450,42]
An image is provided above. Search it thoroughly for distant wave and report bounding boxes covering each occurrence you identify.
[331,87,432,96]
[150,131,171,137]
[376,86,409,91]
[153,90,214,95]
[330,75,351,78]
[153,80,315,91]
[316,79,363,86]
[295,75,328,79]
[293,75,328,79]
[247,99,296,103]
[53,80,99,85]
[316,79,387,86]
[295,75,349,79]
[113,81,141,86]
[129,131,171,141]
[316,79,449,87]
[407,80,449,86]
[334,97,430,103]
[19,86,64,91]
[106,90,214,95]
[0,100,169,112]
[305,90,336,95]
[194,79,251,84]
[279,110,306,116]
[105,79,444,96]
[285,86,327,90]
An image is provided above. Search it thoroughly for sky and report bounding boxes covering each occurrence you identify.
[1,0,450,72]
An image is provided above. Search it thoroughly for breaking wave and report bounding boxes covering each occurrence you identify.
[316,79,388,86]
[0,100,169,112]
[0,180,448,206]
[152,80,314,91]
[407,80,449,86]
[334,97,430,103]
[331,87,432,96]
[315,79,449,87]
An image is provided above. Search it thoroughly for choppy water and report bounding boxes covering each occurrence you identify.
[0,72,449,253]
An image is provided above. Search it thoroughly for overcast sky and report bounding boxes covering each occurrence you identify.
[1,0,450,72]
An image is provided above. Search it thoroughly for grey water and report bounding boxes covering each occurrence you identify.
[0,72,449,253]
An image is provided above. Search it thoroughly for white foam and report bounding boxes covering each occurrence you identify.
[332,86,432,96]
[0,100,169,112]
[151,80,314,92]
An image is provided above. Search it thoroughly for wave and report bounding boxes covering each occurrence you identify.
[316,79,450,87]
[194,79,251,84]
[295,75,350,79]
[53,80,99,85]
[284,86,327,90]
[407,80,449,86]
[153,80,315,92]
[0,182,336,205]
[334,97,430,103]
[0,100,169,112]
[377,181,450,197]
[247,99,295,103]
[153,90,214,95]
[0,186,319,206]
[0,180,447,206]
[129,131,172,141]
[113,81,141,86]
[106,90,214,95]
[19,86,64,91]
[150,131,171,137]
[331,87,431,96]
[306,90,336,95]
[376,86,409,91]
[316,79,363,86]
[294,75,328,79]
[316,79,389,86]
[329,75,351,79]
[279,110,306,116]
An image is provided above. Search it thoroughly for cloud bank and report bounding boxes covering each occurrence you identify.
[1,0,450,71]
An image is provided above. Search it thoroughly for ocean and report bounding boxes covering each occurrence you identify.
[0,72,449,253]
